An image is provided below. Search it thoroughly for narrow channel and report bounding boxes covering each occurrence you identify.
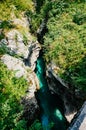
[35,52,68,130]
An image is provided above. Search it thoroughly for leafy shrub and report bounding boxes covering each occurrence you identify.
[35,0,46,13]
[0,0,34,20]
[0,20,15,29]
[0,43,9,55]
[73,13,86,25]
[0,32,5,40]
[29,120,42,130]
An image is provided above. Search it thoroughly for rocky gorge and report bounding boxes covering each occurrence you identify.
[0,1,86,129]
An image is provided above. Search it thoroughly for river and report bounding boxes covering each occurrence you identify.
[35,54,68,130]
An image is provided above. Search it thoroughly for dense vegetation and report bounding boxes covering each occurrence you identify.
[0,0,34,20]
[43,0,86,95]
[29,0,86,94]
[0,61,29,130]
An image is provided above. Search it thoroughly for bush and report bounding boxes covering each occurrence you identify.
[73,13,86,25]
[0,0,34,20]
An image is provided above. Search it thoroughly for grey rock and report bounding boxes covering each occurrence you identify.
[13,18,29,28]
[1,30,41,70]
[68,102,86,130]
[6,29,29,58]
[1,54,40,123]
[21,96,40,125]
[46,67,77,122]
[0,18,41,125]
[1,54,27,78]
[1,54,40,98]
[27,41,41,70]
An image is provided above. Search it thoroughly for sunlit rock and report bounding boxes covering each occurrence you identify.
[68,102,86,130]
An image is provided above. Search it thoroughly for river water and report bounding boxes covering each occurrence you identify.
[35,55,67,130]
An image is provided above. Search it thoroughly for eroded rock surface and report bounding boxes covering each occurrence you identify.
[46,66,77,122]
[68,102,86,130]
[27,41,41,70]
[21,96,40,125]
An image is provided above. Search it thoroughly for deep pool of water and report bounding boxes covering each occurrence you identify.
[35,56,67,130]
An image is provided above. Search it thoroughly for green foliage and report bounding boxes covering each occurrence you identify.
[23,33,28,46]
[35,0,46,13]
[43,1,86,92]
[26,11,43,34]
[73,12,86,25]
[29,120,42,130]
[0,42,20,58]
[63,57,86,92]
[0,61,29,130]
[12,0,34,11]
[0,21,15,29]
[0,43,9,55]
[29,119,54,130]
[0,32,5,41]
[0,0,34,20]
[26,0,51,34]
[26,0,69,34]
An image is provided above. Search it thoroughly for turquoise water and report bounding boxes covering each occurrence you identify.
[35,56,67,130]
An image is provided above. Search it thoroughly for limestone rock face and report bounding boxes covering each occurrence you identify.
[27,41,41,70]
[6,29,29,58]
[13,17,29,28]
[1,30,41,70]
[68,102,86,130]
[1,54,40,91]
[21,96,40,125]
[46,67,77,122]
[1,54,27,77]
